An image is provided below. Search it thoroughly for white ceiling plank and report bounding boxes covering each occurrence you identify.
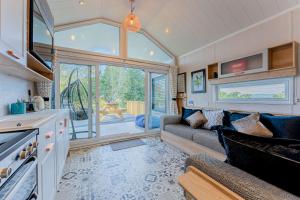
[47,0,300,56]
[239,0,265,23]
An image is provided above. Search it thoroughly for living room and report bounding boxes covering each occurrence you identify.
[0,0,299,200]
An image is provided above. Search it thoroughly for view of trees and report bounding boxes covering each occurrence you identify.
[60,64,145,109]
[218,91,285,100]
[99,65,145,108]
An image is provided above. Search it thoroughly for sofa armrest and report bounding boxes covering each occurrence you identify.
[185,153,298,200]
[160,115,181,131]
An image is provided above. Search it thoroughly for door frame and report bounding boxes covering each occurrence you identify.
[55,49,170,147]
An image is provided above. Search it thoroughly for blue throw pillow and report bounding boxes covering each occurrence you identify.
[261,114,300,140]
[181,107,201,125]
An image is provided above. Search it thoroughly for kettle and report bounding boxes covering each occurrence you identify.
[32,96,45,112]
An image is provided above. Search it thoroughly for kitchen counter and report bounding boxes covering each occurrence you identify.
[0,109,69,132]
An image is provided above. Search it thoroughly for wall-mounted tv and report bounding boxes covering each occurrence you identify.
[29,0,54,70]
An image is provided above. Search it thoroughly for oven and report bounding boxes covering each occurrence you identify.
[0,129,38,200]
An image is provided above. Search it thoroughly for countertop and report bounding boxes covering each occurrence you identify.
[0,109,69,132]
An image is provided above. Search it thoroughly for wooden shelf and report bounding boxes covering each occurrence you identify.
[207,63,218,80]
[27,52,54,81]
[207,41,298,85]
[268,41,298,70]
[208,67,296,85]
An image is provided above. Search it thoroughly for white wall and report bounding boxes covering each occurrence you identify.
[178,7,300,115]
[0,73,35,116]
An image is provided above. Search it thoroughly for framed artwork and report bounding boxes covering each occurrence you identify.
[177,73,186,93]
[191,69,206,93]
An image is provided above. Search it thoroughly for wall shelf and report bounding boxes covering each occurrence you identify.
[27,52,54,81]
[207,41,298,85]
[208,67,296,85]
[207,63,218,80]
[268,41,298,70]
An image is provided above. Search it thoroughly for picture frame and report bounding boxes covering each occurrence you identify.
[191,69,206,93]
[177,73,186,93]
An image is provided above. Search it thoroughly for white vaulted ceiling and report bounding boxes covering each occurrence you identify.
[47,0,300,56]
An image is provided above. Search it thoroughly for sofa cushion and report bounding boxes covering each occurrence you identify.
[231,113,273,137]
[181,107,201,125]
[260,114,300,140]
[186,111,207,128]
[185,153,299,200]
[223,111,250,129]
[202,110,224,130]
[192,129,225,154]
[164,124,194,140]
[220,129,300,196]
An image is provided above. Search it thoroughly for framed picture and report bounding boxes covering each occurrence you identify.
[177,73,186,93]
[191,69,206,93]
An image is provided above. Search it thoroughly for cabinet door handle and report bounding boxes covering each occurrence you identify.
[45,143,54,152]
[7,50,20,59]
[45,131,54,139]
[59,129,64,135]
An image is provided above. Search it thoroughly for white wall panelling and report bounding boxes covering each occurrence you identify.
[178,7,300,115]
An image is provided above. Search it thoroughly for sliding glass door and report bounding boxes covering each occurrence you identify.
[148,72,168,132]
[59,63,96,139]
[98,65,146,137]
[59,63,168,141]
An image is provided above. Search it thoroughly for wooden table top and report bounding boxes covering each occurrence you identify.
[178,166,244,200]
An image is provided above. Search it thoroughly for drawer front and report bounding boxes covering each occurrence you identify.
[38,120,56,159]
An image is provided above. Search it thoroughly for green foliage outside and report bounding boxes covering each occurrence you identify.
[60,64,145,109]
[219,91,285,100]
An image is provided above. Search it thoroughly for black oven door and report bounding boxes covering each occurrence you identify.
[0,156,37,200]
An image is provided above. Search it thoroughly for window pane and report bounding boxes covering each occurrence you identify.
[216,78,292,103]
[128,31,173,64]
[55,23,119,56]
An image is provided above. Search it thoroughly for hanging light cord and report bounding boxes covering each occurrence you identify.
[130,0,135,14]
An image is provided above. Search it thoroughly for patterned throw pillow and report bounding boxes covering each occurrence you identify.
[203,110,224,130]
[232,113,273,137]
[186,111,208,128]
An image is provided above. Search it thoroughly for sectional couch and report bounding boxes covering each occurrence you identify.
[160,114,226,160]
[160,108,300,199]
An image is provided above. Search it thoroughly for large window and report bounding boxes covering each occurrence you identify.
[55,22,120,56]
[128,31,173,64]
[215,78,293,104]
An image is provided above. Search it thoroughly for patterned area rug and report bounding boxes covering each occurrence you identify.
[55,138,188,200]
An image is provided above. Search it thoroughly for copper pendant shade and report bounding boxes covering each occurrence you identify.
[123,0,141,32]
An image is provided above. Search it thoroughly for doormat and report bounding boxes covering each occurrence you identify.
[110,139,146,151]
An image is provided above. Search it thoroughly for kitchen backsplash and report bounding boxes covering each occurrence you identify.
[0,73,35,116]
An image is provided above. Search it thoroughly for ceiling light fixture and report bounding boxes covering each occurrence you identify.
[70,34,76,41]
[123,0,141,32]
[79,0,84,5]
[165,28,169,34]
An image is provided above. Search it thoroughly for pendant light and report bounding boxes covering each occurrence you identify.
[123,0,141,32]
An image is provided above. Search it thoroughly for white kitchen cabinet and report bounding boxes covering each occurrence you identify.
[0,0,26,66]
[40,142,56,200]
[55,115,69,188]
[36,111,70,200]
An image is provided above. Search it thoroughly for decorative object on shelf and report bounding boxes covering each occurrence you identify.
[214,72,218,78]
[177,73,186,93]
[32,96,45,111]
[191,69,206,93]
[123,0,141,32]
[10,100,26,115]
